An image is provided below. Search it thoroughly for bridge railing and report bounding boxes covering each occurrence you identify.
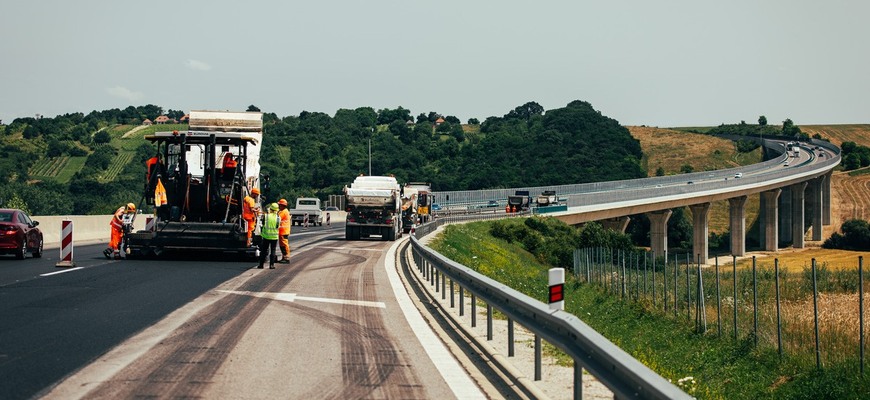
[409,219,690,399]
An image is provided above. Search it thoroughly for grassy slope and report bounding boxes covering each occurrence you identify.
[430,221,870,399]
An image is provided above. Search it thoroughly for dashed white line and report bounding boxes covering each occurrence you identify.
[40,267,84,276]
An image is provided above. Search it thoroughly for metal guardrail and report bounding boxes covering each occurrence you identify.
[409,220,690,399]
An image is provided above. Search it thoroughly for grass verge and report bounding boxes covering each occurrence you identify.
[429,220,870,399]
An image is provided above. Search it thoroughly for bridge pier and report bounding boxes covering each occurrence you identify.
[648,210,672,259]
[811,175,825,241]
[759,189,781,251]
[601,216,630,233]
[728,196,747,256]
[823,171,832,225]
[690,203,711,264]
[791,182,808,248]
[779,187,792,245]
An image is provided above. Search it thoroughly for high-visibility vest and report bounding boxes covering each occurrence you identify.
[243,196,256,220]
[261,212,279,240]
[155,178,168,206]
[278,209,291,235]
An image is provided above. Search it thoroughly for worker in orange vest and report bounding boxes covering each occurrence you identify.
[104,203,136,259]
[243,188,260,247]
[505,204,511,213]
[277,198,291,263]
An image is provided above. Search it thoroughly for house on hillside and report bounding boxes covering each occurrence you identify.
[155,115,170,124]
[435,117,445,126]
[142,119,153,126]
[179,114,189,123]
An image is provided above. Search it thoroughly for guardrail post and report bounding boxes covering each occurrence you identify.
[507,318,515,356]
[471,294,477,327]
[486,304,492,340]
[459,286,465,316]
[450,279,455,308]
[535,334,542,381]
[442,271,446,300]
[575,362,583,400]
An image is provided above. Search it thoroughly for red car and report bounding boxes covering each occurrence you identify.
[0,208,43,259]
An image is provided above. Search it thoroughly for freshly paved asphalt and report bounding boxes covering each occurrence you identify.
[0,222,464,400]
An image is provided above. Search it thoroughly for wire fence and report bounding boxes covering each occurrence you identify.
[574,248,868,371]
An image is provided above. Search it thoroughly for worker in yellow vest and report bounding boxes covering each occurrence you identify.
[258,203,280,269]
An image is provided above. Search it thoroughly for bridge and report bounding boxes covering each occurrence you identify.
[431,137,841,263]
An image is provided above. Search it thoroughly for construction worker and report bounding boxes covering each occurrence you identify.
[104,203,136,259]
[258,203,280,269]
[277,199,291,263]
[243,187,260,247]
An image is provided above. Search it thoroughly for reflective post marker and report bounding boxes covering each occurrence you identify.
[56,220,76,268]
[549,268,565,310]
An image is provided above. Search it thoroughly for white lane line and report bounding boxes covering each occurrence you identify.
[317,246,384,252]
[217,290,386,309]
[40,267,84,276]
[384,239,486,399]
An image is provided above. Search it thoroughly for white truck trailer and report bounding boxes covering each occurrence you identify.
[344,176,402,241]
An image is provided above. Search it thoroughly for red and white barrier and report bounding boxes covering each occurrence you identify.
[146,217,155,232]
[56,219,76,268]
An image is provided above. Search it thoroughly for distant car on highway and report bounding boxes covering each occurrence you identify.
[324,206,339,211]
[734,173,743,178]
[431,203,442,211]
[486,200,499,208]
[0,208,43,259]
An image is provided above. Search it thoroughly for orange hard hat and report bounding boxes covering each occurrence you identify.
[278,199,288,206]
[251,187,260,195]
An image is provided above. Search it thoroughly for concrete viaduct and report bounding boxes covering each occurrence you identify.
[551,138,840,263]
[432,137,841,265]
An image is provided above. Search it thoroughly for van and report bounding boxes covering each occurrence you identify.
[734,173,743,178]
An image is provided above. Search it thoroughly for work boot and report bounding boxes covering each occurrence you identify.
[269,264,275,269]
[103,248,113,259]
[257,264,264,269]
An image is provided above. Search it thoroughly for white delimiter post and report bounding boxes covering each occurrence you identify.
[549,268,565,311]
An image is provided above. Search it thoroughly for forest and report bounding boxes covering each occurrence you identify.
[0,100,645,216]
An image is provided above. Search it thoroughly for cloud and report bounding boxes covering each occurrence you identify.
[106,86,144,102]
[185,59,212,71]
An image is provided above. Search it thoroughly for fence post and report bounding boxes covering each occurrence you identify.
[776,259,783,357]
[813,258,821,369]
[860,256,865,375]
[753,256,758,348]
[696,254,706,333]
[733,255,738,340]
[716,255,721,337]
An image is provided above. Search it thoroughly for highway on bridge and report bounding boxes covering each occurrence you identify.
[0,223,481,399]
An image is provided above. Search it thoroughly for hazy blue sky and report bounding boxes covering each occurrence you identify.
[2,1,868,127]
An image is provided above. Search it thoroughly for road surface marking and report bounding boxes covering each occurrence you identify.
[40,267,84,276]
[218,290,386,309]
[316,246,384,252]
[384,239,486,399]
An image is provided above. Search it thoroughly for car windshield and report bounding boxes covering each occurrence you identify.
[0,212,12,222]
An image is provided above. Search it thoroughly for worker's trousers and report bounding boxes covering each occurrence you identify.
[279,234,290,258]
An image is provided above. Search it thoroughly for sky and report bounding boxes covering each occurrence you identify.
[2,1,868,128]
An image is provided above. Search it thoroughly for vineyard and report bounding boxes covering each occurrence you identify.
[30,156,70,178]
[98,151,135,183]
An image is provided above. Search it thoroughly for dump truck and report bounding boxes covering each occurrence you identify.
[403,182,432,224]
[125,110,264,258]
[536,190,557,207]
[344,175,402,241]
[507,190,531,212]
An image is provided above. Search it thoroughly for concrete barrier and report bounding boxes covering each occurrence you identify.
[34,214,153,249]
[34,212,347,249]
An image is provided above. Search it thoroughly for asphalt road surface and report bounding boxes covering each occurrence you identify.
[0,223,475,399]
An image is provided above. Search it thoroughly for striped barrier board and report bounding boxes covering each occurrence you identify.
[56,219,76,267]
[146,217,155,232]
